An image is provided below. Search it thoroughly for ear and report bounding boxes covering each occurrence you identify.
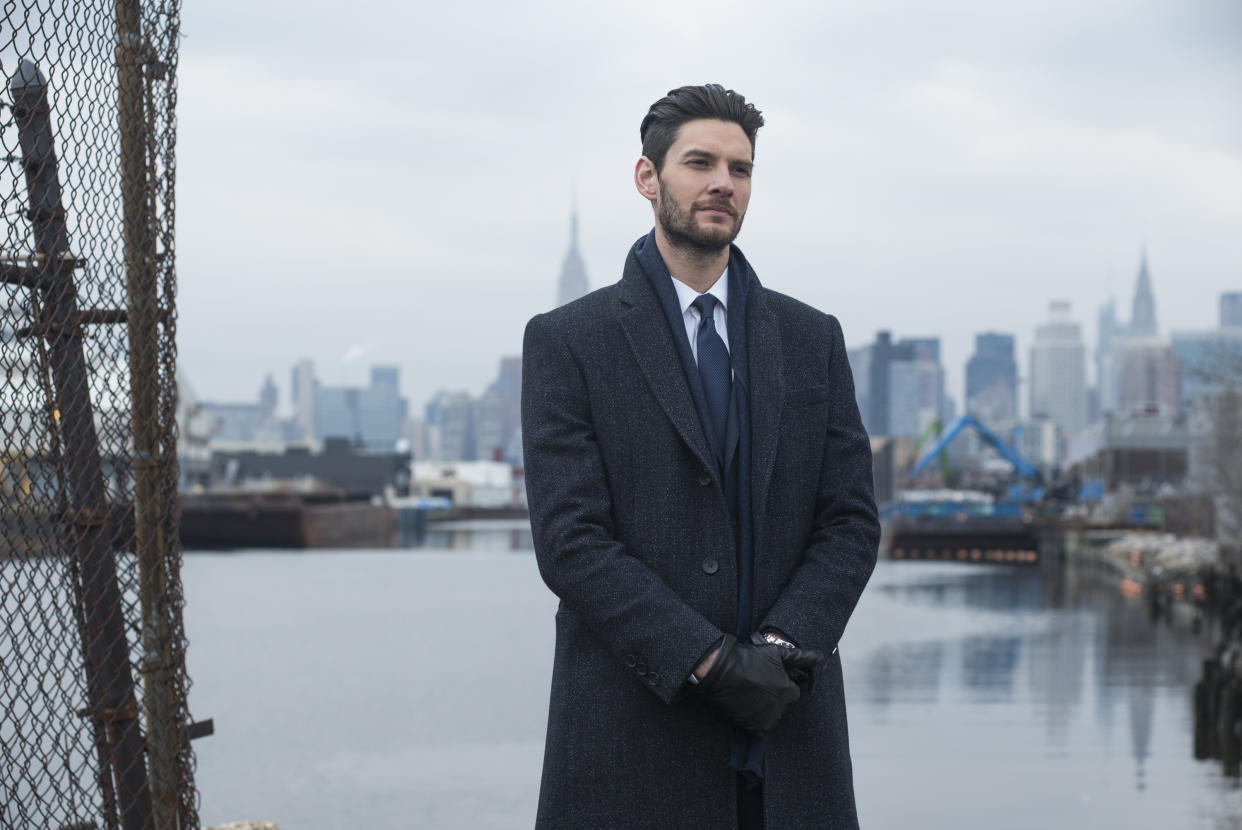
[634,156,659,204]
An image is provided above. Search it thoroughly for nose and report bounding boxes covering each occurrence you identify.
[707,163,733,197]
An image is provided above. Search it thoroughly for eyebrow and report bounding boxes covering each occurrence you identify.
[681,148,754,171]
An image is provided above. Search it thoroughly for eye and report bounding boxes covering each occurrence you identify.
[688,158,709,167]
[732,166,752,177]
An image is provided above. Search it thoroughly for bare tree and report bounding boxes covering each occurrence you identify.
[1189,342,1242,541]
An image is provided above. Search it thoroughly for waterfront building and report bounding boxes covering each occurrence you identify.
[210,436,412,498]
[409,460,518,508]
[965,332,1017,422]
[557,207,589,308]
[1029,301,1088,458]
[1064,411,1188,492]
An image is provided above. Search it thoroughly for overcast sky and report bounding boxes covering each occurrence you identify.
[174,0,1242,416]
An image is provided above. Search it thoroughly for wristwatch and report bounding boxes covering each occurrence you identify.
[761,631,796,649]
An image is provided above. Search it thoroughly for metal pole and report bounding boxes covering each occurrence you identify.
[114,2,181,826]
[9,60,154,830]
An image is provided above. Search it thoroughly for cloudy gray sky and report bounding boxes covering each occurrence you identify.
[175,0,1242,415]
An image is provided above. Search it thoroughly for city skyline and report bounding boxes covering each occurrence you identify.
[173,1,1241,412]
[188,246,1235,425]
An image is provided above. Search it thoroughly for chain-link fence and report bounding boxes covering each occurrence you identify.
[1,2,196,828]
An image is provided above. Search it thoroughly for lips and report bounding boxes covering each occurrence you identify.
[695,203,735,217]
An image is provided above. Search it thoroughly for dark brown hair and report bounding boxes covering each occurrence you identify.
[640,84,765,172]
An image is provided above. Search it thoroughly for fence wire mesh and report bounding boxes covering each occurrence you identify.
[1,2,194,829]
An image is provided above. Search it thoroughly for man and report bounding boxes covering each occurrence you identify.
[522,84,880,829]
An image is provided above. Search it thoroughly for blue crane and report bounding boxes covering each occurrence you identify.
[909,413,1044,500]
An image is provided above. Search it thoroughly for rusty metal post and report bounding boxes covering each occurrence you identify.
[114,2,182,827]
[9,60,154,830]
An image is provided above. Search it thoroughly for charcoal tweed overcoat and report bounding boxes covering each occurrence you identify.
[522,237,880,829]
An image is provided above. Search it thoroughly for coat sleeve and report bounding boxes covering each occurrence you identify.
[522,312,725,705]
[759,314,880,654]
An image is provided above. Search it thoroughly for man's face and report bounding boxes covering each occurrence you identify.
[647,118,753,254]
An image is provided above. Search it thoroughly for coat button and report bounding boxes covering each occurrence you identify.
[698,472,712,486]
[701,558,719,575]
[646,672,660,686]
[625,654,637,668]
[636,661,647,674]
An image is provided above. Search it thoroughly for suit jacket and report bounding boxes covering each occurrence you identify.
[522,235,880,829]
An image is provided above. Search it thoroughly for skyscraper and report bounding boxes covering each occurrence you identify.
[965,332,1017,422]
[1096,299,1119,415]
[1029,301,1087,452]
[1129,250,1157,337]
[557,208,589,307]
[849,331,944,437]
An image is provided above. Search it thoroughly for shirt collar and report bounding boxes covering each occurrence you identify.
[670,268,729,318]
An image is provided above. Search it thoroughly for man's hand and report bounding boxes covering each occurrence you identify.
[761,632,827,696]
[691,634,801,736]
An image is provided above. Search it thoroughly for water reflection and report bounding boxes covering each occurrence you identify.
[182,533,1230,830]
[412,519,534,551]
[849,559,1213,827]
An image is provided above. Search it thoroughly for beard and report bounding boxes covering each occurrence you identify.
[656,177,745,255]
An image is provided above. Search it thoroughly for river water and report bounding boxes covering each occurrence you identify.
[184,545,1239,829]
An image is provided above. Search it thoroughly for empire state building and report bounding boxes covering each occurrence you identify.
[557,208,589,307]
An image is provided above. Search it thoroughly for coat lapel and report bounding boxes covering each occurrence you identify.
[617,260,717,476]
[747,284,784,526]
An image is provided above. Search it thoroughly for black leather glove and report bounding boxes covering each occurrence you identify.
[692,634,801,736]
[752,632,827,696]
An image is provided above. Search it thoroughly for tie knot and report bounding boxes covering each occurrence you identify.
[692,294,717,322]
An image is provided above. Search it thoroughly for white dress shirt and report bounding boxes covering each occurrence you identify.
[670,269,729,365]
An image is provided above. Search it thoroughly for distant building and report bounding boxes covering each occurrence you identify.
[965,332,1017,422]
[1221,292,1242,329]
[314,366,408,451]
[409,460,517,508]
[486,356,522,465]
[1096,299,1120,416]
[432,391,476,461]
[1029,301,1087,455]
[291,359,316,442]
[1129,251,1158,337]
[1171,328,1242,410]
[1014,418,1060,473]
[1117,338,1181,415]
[199,375,284,445]
[1097,251,1162,417]
[210,437,411,498]
[557,207,589,307]
[1064,412,1188,492]
[849,331,945,437]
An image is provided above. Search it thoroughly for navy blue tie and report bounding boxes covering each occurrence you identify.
[692,294,731,456]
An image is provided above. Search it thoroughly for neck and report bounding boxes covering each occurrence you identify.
[653,224,729,293]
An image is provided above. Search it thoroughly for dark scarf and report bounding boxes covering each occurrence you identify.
[633,231,765,784]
